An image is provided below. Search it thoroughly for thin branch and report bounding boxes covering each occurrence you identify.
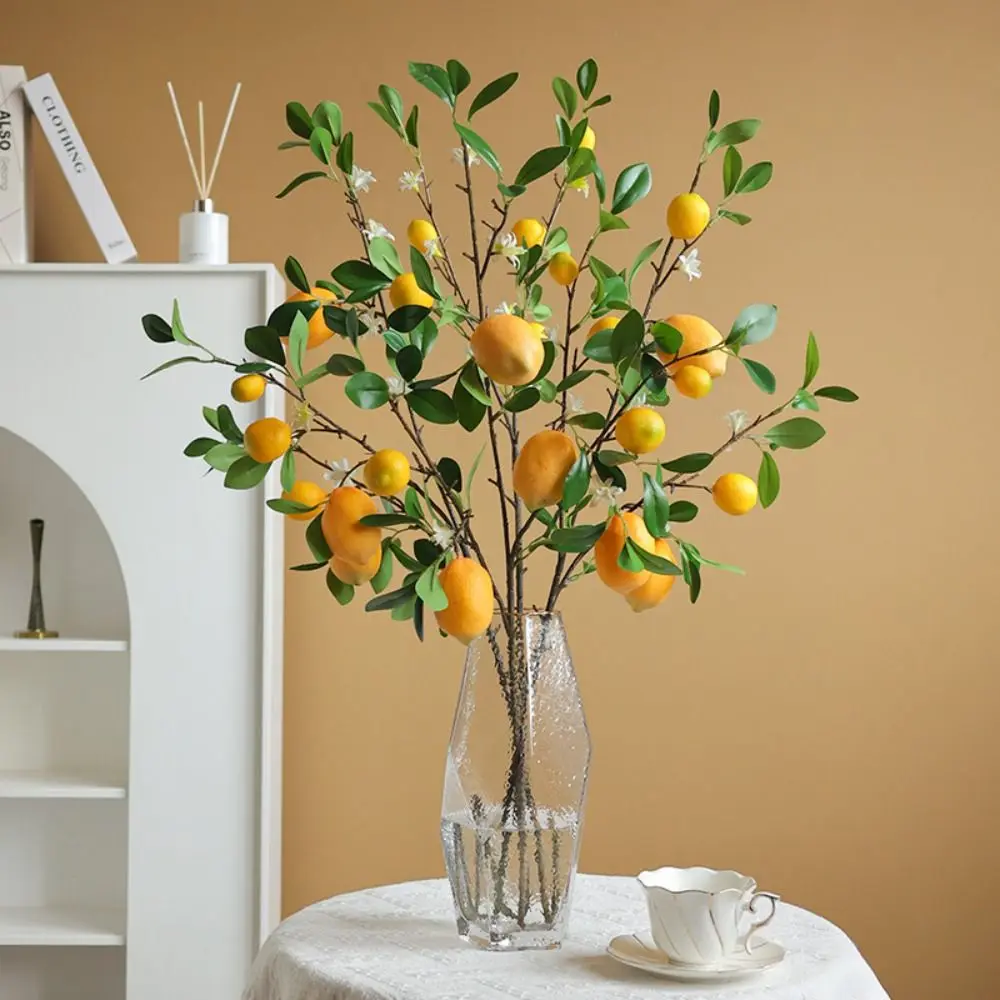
[460,143,486,321]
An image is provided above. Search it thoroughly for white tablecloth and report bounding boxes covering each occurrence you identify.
[245,875,889,1000]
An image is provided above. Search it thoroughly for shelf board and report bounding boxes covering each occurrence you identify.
[0,637,128,653]
[0,907,125,946]
[0,771,126,800]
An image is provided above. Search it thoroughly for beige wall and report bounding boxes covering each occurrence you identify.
[11,1,1000,996]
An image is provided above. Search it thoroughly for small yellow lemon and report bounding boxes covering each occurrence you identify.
[666,193,711,241]
[615,407,666,455]
[285,287,338,350]
[656,314,727,379]
[548,252,579,286]
[712,473,758,516]
[512,218,546,248]
[579,126,596,151]
[406,219,440,255]
[587,315,619,340]
[231,374,266,403]
[244,418,292,464]
[470,314,545,387]
[281,480,328,521]
[625,539,677,612]
[389,272,434,310]
[435,557,494,644]
[330,547,382,586]
[363,449,410,497]
[594,512,655,594]
[512,430,579,509]
[321,486,381,564]
[672,365,713,399]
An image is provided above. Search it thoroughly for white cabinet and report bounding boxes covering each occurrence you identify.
[0,265,284,999]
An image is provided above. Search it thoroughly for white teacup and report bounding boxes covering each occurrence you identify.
[637,866,779,967]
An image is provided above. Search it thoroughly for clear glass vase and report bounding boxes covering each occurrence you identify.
[441,612,591,950]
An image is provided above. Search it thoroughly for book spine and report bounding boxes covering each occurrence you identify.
[22,72,137,264]
[0,66,31,264]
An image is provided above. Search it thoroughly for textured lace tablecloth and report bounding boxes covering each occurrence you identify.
[245,875,889,1000]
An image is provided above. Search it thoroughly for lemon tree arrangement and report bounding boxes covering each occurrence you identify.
[142,57,856,950]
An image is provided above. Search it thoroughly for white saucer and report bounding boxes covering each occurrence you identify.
[607,934,785,982]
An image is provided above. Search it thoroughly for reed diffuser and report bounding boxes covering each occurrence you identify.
[167,81,241,265]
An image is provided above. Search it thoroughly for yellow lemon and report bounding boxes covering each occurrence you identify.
[512,430,578,509]
[406,219,440,255]
[231,374,266,403]
[389,272,434,310]
[666,193,711,241]
[548,252,579,286]
[363,449,410,497]
[625,539,677,612]
[281,480,328,521]
[470,314,545,387]
[579,126,596,151]
[435,557,494,644]
[615,407,666,455]
[594,512,655,594]
[330,547,382,586]
[285,287,338,350]
[512,218,546,248]
[672,365,713,399]
[656,314,727,379]
[244,418,292,464]
[587,315,619,339]
[713,473,758,515]
[321,486,381,564]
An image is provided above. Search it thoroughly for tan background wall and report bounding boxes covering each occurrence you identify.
[9,1,1000,996]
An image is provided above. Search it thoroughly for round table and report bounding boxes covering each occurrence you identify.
[245,875,889,1000]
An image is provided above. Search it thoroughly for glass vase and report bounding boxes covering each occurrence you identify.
[441,612,591,950]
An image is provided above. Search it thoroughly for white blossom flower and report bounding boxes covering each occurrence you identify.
[725,409,750,435]
[292,401,311,432]
[494,232,524,266]
[349,164,375,193]
[567,392,585,414]
[431,524,455,550]
[493,301,515,315]
[359,308,385,338]
[386,375,406,398]
[422,237,440,260]
[678,247,702,282]
[590,483,624,509]
[545,326,560,345]
[324,457,355,487]
[363,218,394,242]
[452,146,481,167]
[398,169,423,192]
[625,390,648,410]
[570,178,590,199]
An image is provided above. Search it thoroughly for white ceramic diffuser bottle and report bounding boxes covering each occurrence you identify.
[167,81,241,266]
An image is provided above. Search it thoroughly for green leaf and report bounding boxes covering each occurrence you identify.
[365,584,417,613]
[599,210,629,232]
[359,513,422,528]
[378,83,405,124]
[289,560,327,571]
[576,58,598,99]
[345,371,390,409]
[413,539,443,566]
[326,354,364,376]
[279,450,296,492]
[537,378,557,403]
[369,236,403,279]
[642,473,671,539]
[708,89,720,127]
[565,147,596,183]
[333,259,391,291]
[741,357,777,394]
[758,451,780,508]
[593,453,626,489]
[699,555,746,575]
[413,597,425,640]
[276,171,327,199]
[408,388,458,424]
[617,536,645,573]
[169,300,192,346]
[446,59,471,96]
[729,303,778,346]
[285,101,312,138]
[216,404,243,443]
[268,498,314,515]
[661,453,713,474]
[803,332,820,388]
[504,387,541,413]
[723,146,742,197]
[707,118,761,152]
[141,313,173,343]
[534,338,558,383]
[651,322,683,356]
[498,182,527,199]
[611,163,652,215]
[224,456,270,490]
[718,209,752,226]
[468,72,518,119]
[635,543,682,576]
[415,564,449,612]
[368,101,403,136]
[203,406,221,432]
[683,549,702,603]
[370,542,394,593]
[596,449,633,467]
[325,569,355,606]
[288,311,309,379]
[404,487,424,521]
[234,362,273,375]
[453,379,488,431]
[547,523,605,553]
[735,162,773,194]
[394,345,423,382]
[561,453,591,510]
[140,355,209,380]
[408,246,440,301]
[585,94,612,112]
[405,105,419,147]
[668,500,699,523]
[306,513,333,562]
[204,442,245,471]
[335,131,354,173]
[556,369,595,392]
[515,145,571,186]
[765,417,826,450]
[628,239,663,288]
[792,388,820,411]
[436,457,462,492]
[184,437,218,458]
[583,329,615,364]
[814,385,859,402]
[385,305,429,334]
[454,123,501,175]
[459,361,492,405]
[278,140,310,151]
[283,256,310,294]
[610,309,645,364]
[552,76,577,119]
[312,101,342,144]
[309,126,332,164]
[567,411,606,431]
[408,61,454,106]
[297,363,329,388]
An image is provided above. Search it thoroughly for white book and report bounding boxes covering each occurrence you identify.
[22,73,136,264]
[0,66,31,264]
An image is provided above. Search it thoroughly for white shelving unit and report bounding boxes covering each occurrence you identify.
[0,265,284,1000]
